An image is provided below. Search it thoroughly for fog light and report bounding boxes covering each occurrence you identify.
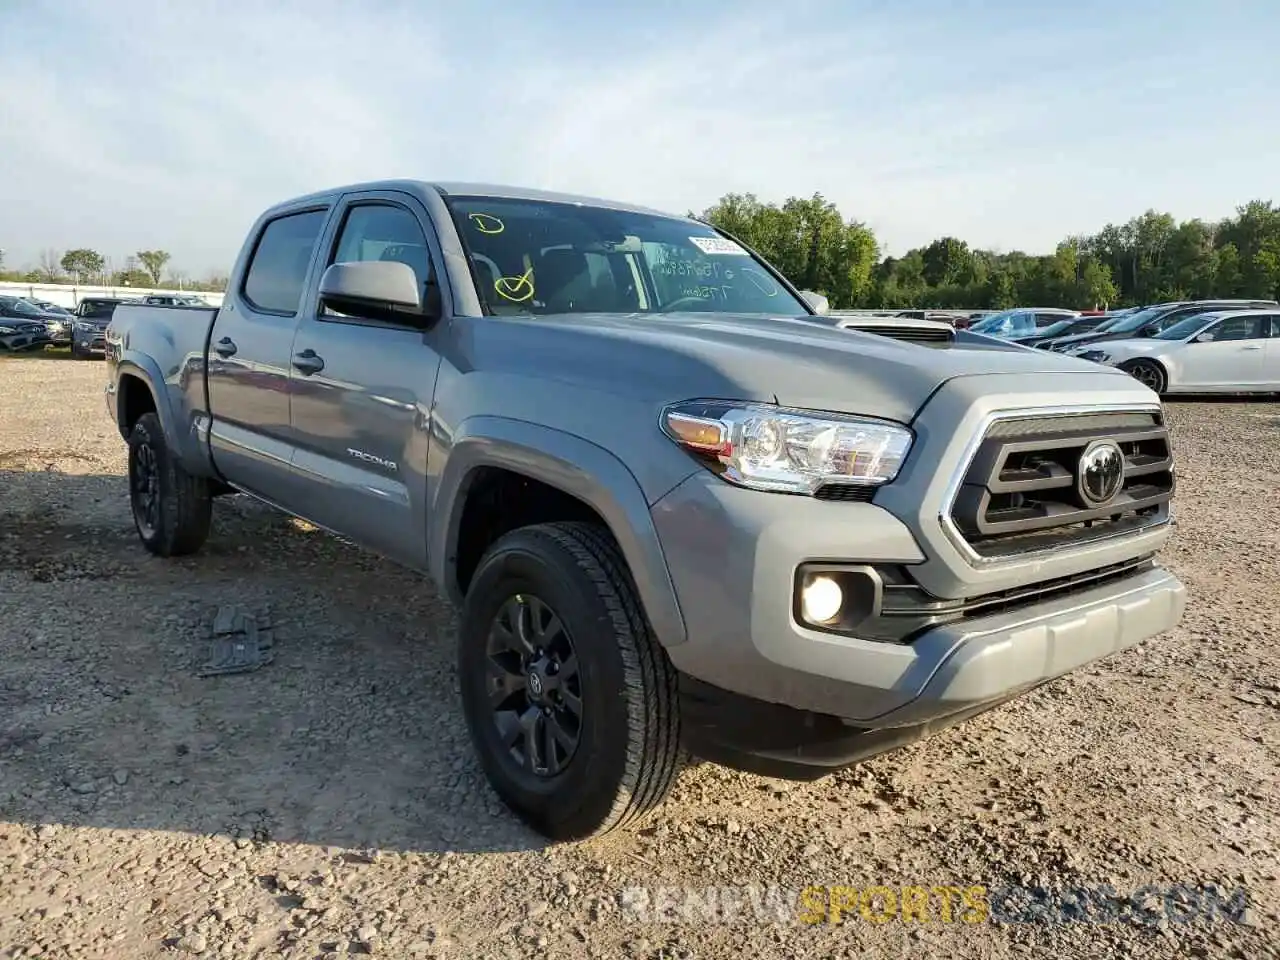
[801,575,844,624]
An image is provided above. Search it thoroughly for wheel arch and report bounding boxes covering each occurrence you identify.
[116,368,161,439]
[112,353,214,476]
[429,416,688,648]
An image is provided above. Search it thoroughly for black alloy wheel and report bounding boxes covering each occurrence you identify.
[458,522,680,841]
[486,593,583,777]
[130,438,160,540]
[126,412,213,557]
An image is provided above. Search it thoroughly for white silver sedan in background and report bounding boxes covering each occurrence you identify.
[1070,309,1280,394]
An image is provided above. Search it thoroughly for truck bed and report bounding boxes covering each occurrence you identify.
[106,302,220,464]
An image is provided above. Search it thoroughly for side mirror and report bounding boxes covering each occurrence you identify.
[800,290,829,315]
[1138,327,1156,337]
[318,261,432,324]
[1193,331,1215,343]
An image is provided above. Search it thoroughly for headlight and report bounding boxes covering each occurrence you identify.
[0,325,15,335]
[74,321,94,332]
[661,400,913,494]
[1078,350,1109,362]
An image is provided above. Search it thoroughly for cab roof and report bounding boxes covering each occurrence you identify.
[264,179,690,223]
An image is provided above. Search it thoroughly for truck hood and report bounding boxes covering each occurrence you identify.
[462,311,1124,423]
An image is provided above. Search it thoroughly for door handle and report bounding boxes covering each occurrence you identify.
[292,348,325,375]
[214,336,237,358]
[1241,344,1263,351]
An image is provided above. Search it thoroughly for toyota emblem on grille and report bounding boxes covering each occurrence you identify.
[1077,440,1125,506]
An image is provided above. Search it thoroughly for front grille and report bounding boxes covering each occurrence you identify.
[948,411,1174,559]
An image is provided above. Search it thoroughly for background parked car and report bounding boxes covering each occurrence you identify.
[968,307,1079,338]
[143,294,209,306]
[1049,299,1279,353]
[1074,309,1280,394]
[20,298,74,345]
[1010,312,1117,348]
[0,295,57,351]
[70,297,133,359]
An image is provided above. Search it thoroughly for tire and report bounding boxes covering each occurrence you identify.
[127,412,213,557]
[458,521,680,841]
[1124,359,1166,394]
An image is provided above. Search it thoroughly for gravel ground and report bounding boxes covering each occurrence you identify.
[1,351,1277,960]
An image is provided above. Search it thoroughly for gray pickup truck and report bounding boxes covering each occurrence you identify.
[104,180,1186,841]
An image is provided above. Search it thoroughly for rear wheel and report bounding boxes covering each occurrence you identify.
[1123,359,1166,394]
[458,521,680,841]
[127,412,212,556]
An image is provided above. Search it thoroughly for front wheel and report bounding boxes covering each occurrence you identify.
[127,412,213,556]
[1123,359,1166,394]
[458,522,680,841]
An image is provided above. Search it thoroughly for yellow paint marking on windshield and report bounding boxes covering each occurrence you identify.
[495,267,535,303]
[469,213,505,235]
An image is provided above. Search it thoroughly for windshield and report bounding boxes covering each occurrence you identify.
[6,299,41,316]
[969,310,1015,332]
[445,195,808,317]
[1036,319,1076,337]
[970,309,1035,336]
[83,302,119,319]
[1107,306,1169,333]
[1155,313,1220,341]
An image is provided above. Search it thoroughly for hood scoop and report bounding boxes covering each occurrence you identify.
[822,315,957,347]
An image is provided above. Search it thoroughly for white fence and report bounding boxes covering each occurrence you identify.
[0,280,225,309]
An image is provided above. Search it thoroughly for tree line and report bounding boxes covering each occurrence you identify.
[6,194,1280,308]
[0,247,227,292]
[699,195,1280,311]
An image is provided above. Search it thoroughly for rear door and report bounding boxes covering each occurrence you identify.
[206,205,330,498]
[1177,314,1270,388]
[285,189,448,567]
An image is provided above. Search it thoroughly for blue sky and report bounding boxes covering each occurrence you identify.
[2,0,1278,278]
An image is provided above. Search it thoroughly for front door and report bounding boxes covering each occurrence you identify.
[1178,314,1270,388]
[286,192,446,568]
[206,207,329,498]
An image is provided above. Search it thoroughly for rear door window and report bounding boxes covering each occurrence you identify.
[242,209,327,315]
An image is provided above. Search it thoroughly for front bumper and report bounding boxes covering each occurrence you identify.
[651,375,1186,774]
[0,330,54,351]
[72,329,108,355]
[652,472,1184,729]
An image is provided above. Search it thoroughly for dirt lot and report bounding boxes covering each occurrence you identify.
[0,352,1277,959]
